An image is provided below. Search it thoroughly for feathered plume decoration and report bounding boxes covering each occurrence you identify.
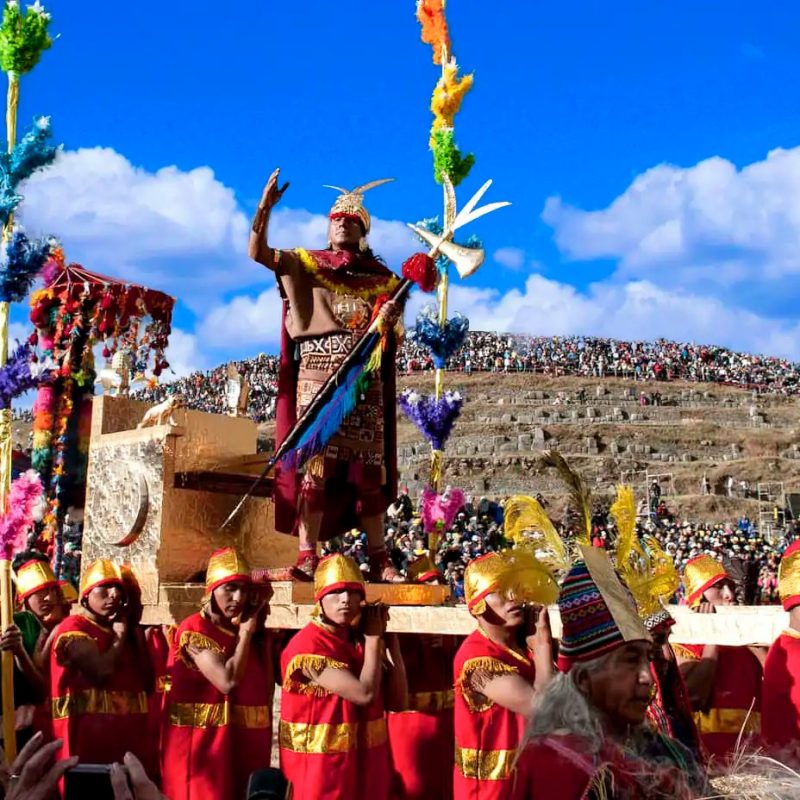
[497,547,559,607]
[416,0,450,64]
[502,495,569,574]
[0,227,53,302]
[0,470,43,560]
[610,485,639,568]
[0,342,46,408]
[542,450,592,546]
[610,485,679,621]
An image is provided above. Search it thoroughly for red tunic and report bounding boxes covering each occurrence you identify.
[280,619,389,800]
[161,612,273,800]
[515,733,698,800]
[453,629,534,800]
[674,642,762,760]
[144,625,175,780]
[50,615,153,772]
[762,629,800,752]
[388,634,459,800]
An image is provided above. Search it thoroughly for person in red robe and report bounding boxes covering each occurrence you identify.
[279,553,407,800]
[387,555,459,800]
[249,169,404,582]
[49,559,156,777]
[161,547,274,800]
[452,552,554,800]
[515,548,706,800]
[13,558,74,742]
[673,555,763,761]
[762,539,800,758]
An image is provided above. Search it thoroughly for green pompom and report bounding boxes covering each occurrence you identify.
[431,128,475,187]
[0,1,53,77]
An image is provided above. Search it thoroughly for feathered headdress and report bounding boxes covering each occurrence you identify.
[502,494,569,575]
[542,450,592,547]
[496,546,559,607]
[324,178,394,234]
[610,485,679,626]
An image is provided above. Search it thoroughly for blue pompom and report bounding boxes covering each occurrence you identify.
[411,305,470,369]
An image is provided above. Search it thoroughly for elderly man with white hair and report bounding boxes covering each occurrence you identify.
[515,547,706,800]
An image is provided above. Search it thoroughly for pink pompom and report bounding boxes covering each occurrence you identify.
[0,470,44,559]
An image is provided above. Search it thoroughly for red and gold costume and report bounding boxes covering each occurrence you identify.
[674,555,761,760]
[388,556,458,799]
[453,553,534,800]
[279,554,389,800]
[270,185,400,547]
[16,559,63,740]
[49,560,154,773]
[762,540,800,750]
[161,548,273,800]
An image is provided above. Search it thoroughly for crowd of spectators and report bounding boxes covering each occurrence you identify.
[133,353,280,422]
[321,492,793,606]
[134,333,800,420]
[400,333,800,394]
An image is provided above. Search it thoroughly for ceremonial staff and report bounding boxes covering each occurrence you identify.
[0,0,53,757]
[220,176,506,530]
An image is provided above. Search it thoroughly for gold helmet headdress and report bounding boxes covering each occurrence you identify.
[325,178,395,235]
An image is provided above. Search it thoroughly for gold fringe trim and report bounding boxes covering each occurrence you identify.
[178,631,225,669]
[457,657,517,713]
[282,654,349,696]
[295,248,399,301]
[54,631,93,665]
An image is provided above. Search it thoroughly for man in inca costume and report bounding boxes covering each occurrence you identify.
[249,169,403,582]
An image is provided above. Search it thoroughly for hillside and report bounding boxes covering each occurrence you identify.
[258,371,799,528]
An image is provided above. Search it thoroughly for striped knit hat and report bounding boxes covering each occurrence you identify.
[557,546,650,672]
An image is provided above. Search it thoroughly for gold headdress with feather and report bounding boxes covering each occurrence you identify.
[610,485,679,627]
[324,178,395,234]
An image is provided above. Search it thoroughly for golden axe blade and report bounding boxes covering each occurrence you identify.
[407,224,485,279]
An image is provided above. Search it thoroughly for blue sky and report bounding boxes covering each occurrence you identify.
[13,0,800,375]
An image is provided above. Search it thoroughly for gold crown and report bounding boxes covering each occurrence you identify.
[206,548,251,594]
[464,552,507,616]
[407,554,440,583]
[314,554,365,602]
[80,559,124,598]
[612,486,679,624]
[16,560,58,602]
[325,178,394,234]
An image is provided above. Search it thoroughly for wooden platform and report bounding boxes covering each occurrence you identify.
[140,582,790,644]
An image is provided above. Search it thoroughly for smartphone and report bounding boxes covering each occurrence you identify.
[64,763,118,800]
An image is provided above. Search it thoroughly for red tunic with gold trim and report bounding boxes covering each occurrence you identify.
[144,625,175,779]
[280,619,389,800]
[161,612,273,800]
[762,628,800,750]
[50,614,153,771]
[388,633,458,800]
[673,642,762,760]
[453,629,534,800]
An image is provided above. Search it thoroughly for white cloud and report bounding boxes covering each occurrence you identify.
[542,145,800,286]
[493,247,525,270]
[200,287,284,349]
[161,328,207,380]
